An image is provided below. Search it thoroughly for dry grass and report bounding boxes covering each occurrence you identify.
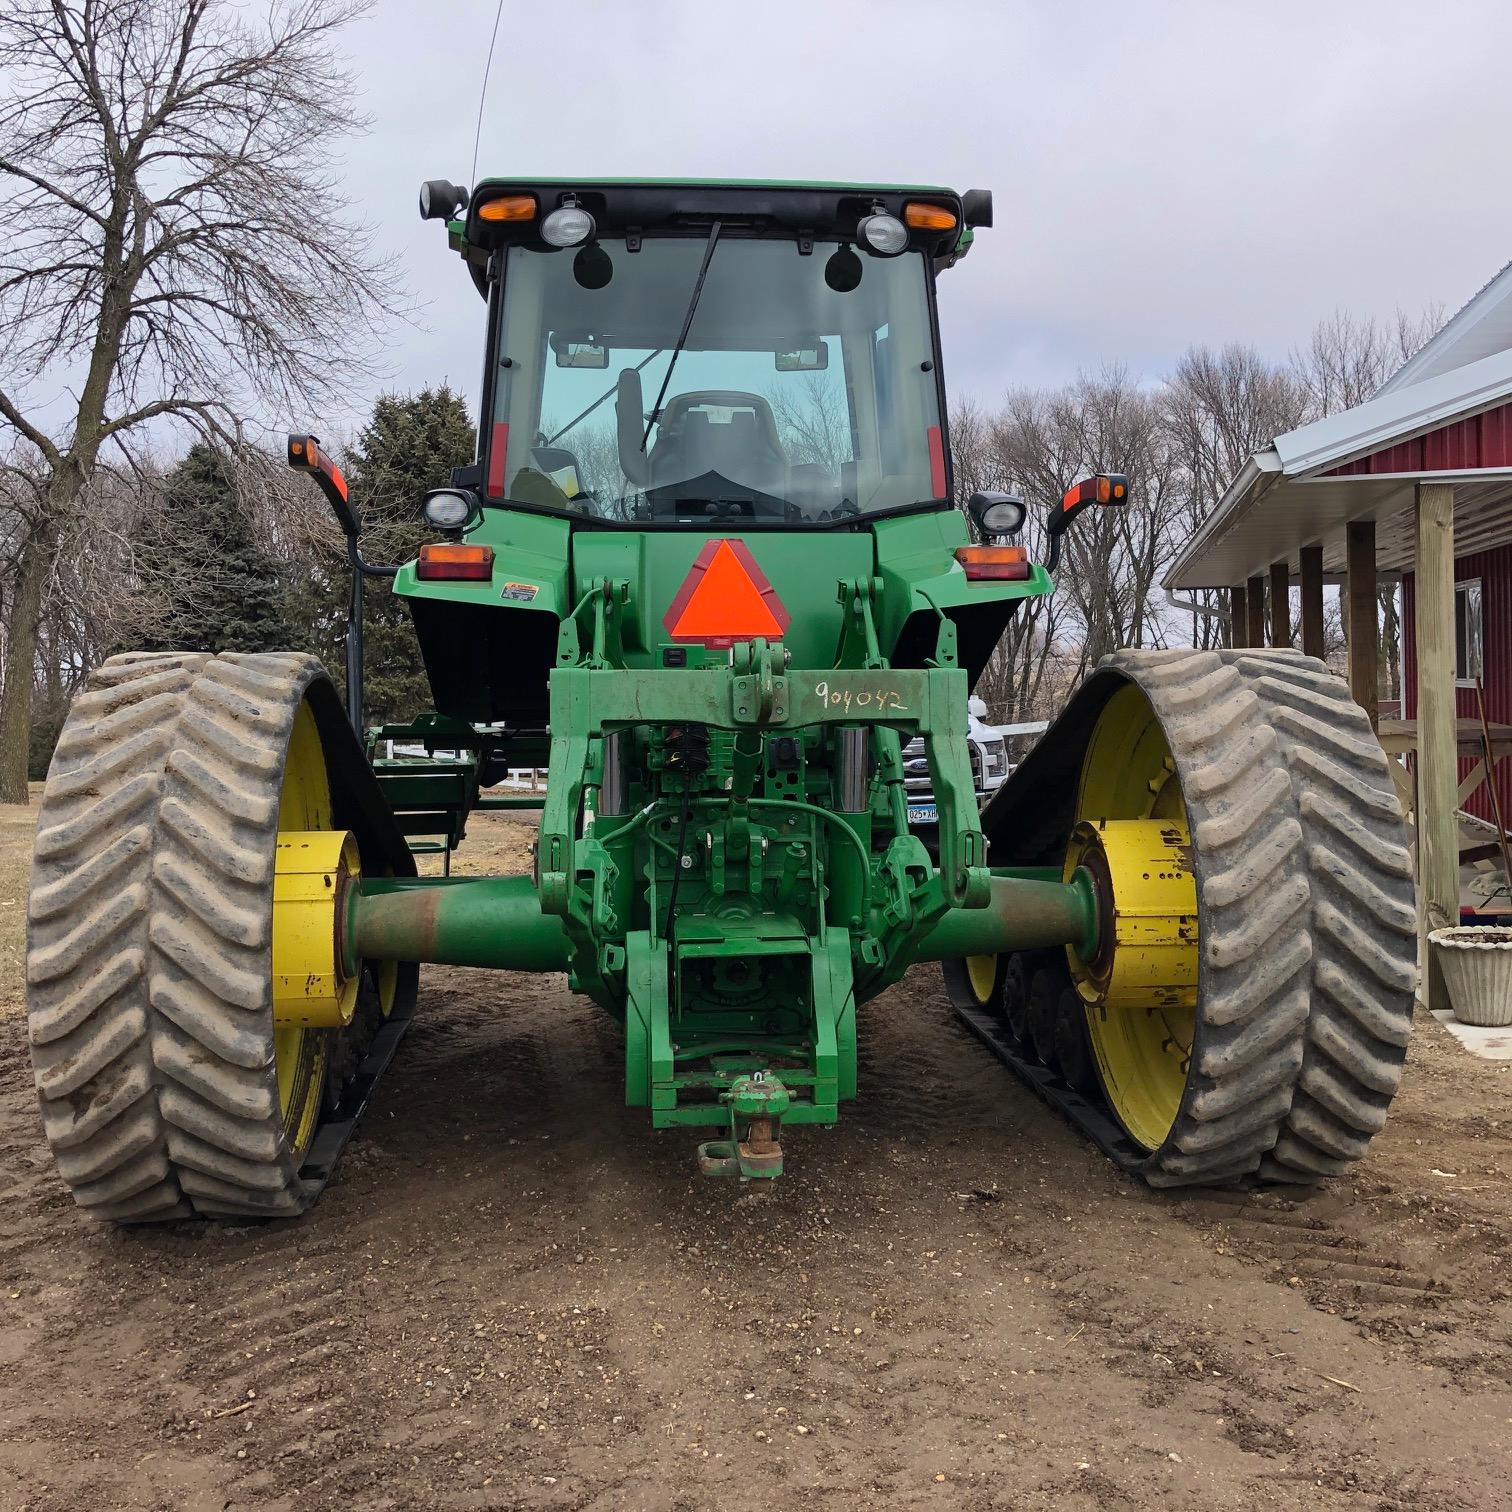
[0,784,43,1019]
[0,790,535,1022]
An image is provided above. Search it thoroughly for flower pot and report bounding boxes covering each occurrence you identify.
[1429,927,1512,1027]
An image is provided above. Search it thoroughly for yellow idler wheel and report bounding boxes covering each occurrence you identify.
[941,951,1005,1014]
[270,701,359,1164]
[26,652,363,1221]
[1068,656,1316,1186]
[966,954,1000,1003]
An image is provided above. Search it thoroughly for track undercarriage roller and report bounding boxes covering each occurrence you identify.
[26,652,409,1222]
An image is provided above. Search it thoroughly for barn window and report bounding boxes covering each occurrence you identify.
[1455,578,1484,686]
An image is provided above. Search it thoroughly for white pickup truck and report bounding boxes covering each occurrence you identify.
[902,695,1010,832]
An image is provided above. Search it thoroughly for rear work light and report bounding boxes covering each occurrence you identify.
[956,544,1030,581]
[417,543,494,581]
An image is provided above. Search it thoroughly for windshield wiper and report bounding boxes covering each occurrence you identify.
[641,220,722,451]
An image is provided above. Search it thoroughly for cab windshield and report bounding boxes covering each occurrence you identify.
[488,235,946,524]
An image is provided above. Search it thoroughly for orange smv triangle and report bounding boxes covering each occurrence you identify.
[663,539,791,647]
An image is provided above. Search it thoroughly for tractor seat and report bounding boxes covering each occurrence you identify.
[645,391,788,494]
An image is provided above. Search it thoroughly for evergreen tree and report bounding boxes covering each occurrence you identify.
[290,386,476,726]
[132,444,294,654]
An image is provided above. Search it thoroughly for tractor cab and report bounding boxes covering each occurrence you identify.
[381,180,1049,734]
[436,179,985,528]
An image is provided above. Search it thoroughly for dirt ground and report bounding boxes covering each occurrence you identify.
[3,810,1512,1512]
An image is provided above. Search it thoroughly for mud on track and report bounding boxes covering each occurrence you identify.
[2,815,1512,1512]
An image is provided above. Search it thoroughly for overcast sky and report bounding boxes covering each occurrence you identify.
[330,0,1512,428]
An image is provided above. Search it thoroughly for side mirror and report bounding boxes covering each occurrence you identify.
[421,487,481,531]
[1046,472,1127,538]
[287,433,359,537]
[967,490,1026,539]
[961,189,994,228]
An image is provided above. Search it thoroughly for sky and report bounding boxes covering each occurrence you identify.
[325,0,1512,428]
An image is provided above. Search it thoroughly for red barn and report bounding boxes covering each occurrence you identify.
[1166,263,1512,1013]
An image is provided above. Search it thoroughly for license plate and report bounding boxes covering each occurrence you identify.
[907,803,937,826]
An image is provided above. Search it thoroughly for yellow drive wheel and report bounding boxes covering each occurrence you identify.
[1067,684,1198,1151]
[272,701,360,1162]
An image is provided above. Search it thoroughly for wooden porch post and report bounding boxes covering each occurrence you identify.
[1269,561,1291,648]
[1299,544,1325,659]
[1246,574,1266,649]
[1346,520,1378,729]
[1230,583,1248,648]
[1416,482,1458,1013]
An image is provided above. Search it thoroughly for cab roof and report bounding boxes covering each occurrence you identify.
[447,177,990,294]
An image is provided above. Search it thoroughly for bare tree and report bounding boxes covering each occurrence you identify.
[1292,305,1445,419]
[947,395,1008,523]
[768,372,851,471]
[1158,345,1309,648]
[996,369,1184,670]
[0,0,403,800]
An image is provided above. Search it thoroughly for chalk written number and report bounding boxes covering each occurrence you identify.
[812,681,908,715]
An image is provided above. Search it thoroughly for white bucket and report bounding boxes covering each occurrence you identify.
[1429,927,1512,1027]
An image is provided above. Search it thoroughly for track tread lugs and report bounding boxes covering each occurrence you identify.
[1100,648,1315,1186]
[1220,650,1416,1184]
[25,651,329,1220]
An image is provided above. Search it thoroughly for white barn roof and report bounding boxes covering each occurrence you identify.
[1377,260,1512,396]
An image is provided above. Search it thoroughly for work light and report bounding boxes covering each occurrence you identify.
[421,488,478,530]
[969,491,1027,538]
[856,212,908,256]
[542,204,596,248]
[418,179,468,222]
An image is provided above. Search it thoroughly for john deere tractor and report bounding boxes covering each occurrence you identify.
[26,179,1417,1219]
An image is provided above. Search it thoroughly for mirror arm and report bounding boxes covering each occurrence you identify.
[288,433,403,735]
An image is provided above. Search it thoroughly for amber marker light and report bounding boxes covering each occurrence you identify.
[956,544,1030,581]
[477,194,537,223]
[417,543,495,581]
[903,201,958,230]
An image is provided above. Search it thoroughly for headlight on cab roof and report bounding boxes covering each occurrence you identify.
[542,204,596,247]
[856,212,908,256]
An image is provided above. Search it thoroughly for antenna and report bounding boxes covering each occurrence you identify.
[470,0,506,189]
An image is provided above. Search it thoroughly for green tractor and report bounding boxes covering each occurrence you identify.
[26,179,1417,1218]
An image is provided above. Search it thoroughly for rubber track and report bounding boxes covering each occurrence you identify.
[1217,651,1417,1182]
[1092,649,1316,1186]
[27,652,373,1221]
